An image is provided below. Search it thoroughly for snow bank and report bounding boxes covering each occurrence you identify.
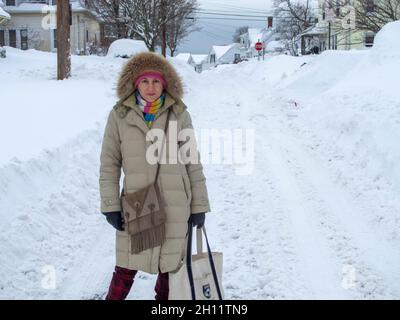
[0,47,124,166]
[106,39,148,58]
[275,22,400,230]
[372,20,400,54]
[0,48,200,299]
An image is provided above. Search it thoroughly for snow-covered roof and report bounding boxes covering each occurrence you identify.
[175,53,192,63]
[212,43,237,60]
[106,39,148,58]
[300,25,328,37]
[248,28,263,46]
[4,0,99,19]
[266,40,285,52]
[191,54,208,64]
[0,6,10,20]
[5,3,49,13]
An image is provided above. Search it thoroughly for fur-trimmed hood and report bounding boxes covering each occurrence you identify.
[116,52,184,100]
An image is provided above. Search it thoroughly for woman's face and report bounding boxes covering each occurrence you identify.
[137,77,164,103]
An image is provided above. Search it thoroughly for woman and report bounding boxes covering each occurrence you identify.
[99,52,211,300]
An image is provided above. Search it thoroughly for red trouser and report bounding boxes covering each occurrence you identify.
[105,266,169,300]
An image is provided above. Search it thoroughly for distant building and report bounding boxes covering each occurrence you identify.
[239,19,278,58]
[207,43,241,67]
[175,52,195,67]
[191,54,208,73]
[0,0,103,54]
[297,0,389,55]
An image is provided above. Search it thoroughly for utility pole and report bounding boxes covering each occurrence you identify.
[161,0,167,57]
[57,0,71,79]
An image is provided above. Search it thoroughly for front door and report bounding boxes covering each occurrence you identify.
[0,30,4,47]
[20,29,28,50]
[9,30,16,48]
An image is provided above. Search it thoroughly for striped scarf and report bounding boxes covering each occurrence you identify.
[135,91,166,128]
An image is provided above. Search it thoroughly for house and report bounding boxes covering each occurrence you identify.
[239,20,277,58]
[0,0,10,56]
[0,0,103,54]
[207,43,241,67]
[300,0,387,54]
[298,24,329,55]
[191,54,208,73]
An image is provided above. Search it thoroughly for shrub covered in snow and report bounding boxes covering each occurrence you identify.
[106,39,148,58]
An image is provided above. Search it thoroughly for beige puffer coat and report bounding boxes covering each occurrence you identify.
[99,52,210,274]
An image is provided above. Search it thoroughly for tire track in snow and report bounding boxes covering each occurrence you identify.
[270,122,400,298]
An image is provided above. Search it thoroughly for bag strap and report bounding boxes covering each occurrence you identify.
[153,109,171,184]
[186,220,196,300]
[185,219,223,300]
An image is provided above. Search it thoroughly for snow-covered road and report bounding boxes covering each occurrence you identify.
[1,28,400,299]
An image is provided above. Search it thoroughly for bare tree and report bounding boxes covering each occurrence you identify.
[164,0,200,56]
[119,0,166,51]
[83,0,200,53]
[324,0,400,33]
[273,0,315,55]
[232,26,249,43]
[82,0,128,40]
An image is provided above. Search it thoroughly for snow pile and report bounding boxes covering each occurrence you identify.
[106,39,148,58]
[275,23,400,238]
[174,53,192,63]
[0,47,124,166]
[372,20,400,55]
[191,54,208,65]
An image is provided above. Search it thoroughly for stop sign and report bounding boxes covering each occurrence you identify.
[255,42,263,51]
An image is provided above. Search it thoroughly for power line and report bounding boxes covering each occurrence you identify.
[197,8,271,15]
[195,11,269,18]
[200,1,272,14]
[194,16,268,22]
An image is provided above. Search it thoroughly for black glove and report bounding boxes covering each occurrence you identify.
[190,213,205,228]
[102,211,124,231]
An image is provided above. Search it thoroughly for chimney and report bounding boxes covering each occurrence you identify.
[267,16,273,28]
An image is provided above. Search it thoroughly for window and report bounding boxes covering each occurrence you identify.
[53,29,57,49]
[365,32,375,47]
[9,30,16,48]
[20,29,28,50]
[0,30,4,47]
[86,30,89,42]
[234,53,240,60]
[331,34,338,50]
[6,0,16,6]
[210,54,215,63]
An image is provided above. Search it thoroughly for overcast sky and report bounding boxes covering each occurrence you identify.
[176,0,274,55]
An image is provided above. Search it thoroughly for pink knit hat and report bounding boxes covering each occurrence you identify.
[134,72,167,89]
